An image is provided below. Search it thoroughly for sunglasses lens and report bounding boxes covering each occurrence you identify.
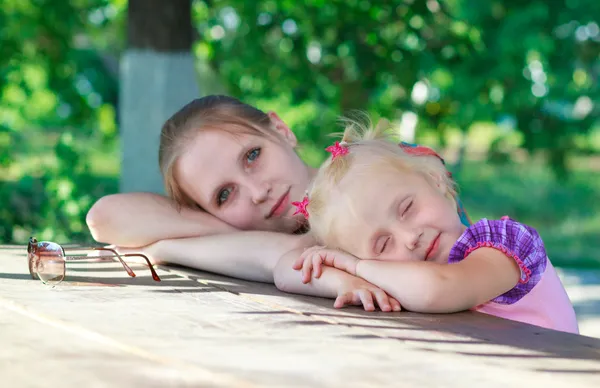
[28,252,39,280]
[34,242,66,285]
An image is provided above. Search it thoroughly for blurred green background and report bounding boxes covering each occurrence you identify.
[1,0,599,268]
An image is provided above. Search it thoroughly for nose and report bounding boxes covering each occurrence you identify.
[249,180,271,205]
[405,228,423,251]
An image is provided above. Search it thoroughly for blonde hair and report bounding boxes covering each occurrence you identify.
[306,116,456,248]
[159,95,279,209]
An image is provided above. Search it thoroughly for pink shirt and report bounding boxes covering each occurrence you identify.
[449,217,579,334]
[475,259,578,334]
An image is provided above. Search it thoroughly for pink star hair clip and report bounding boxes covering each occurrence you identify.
[325,141,349,160]
[292,194,310,219]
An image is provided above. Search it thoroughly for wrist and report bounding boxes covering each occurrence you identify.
[330,266,356,291]
[354,259,363,277]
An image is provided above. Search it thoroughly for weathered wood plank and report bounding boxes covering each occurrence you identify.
[2,249,599,387]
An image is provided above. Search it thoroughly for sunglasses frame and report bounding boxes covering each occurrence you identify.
[27,237,161,284]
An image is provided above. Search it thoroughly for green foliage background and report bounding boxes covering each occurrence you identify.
[1,0,599,266]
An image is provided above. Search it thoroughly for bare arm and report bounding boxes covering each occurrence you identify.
[143,231,313,283]
[355,248,521,313]
[86,192,236,247]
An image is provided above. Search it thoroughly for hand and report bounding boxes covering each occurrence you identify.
[335,276,402,312]
[293,245,360,284]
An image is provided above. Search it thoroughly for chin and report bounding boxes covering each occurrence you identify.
[436,250,450,264]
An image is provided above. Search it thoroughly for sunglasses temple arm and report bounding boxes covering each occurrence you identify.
[91,248,160,281]
[62,248,161,282]
[120,253,161,282]
[91,247,137,278]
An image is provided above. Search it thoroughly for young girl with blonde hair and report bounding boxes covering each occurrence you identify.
[293,118,579,334]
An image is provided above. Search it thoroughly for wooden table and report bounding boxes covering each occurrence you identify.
[2,246,599,387]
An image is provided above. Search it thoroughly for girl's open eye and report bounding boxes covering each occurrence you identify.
[246,147,261,164]
[217,187,232,206]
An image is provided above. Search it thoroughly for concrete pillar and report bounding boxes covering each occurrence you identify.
[119,0,198,194]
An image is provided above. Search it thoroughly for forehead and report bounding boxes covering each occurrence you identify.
[180,129,254,169]
[339,165,417,211]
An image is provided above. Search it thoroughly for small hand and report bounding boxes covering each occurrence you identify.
[292,245,360,283]
[335,276,402,312]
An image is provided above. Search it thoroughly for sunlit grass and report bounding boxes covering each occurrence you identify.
[2,130,120,181]
[453,160,600,268]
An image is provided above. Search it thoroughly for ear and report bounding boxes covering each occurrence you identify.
[267,111,297,147]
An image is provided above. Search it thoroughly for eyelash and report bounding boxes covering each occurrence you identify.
[402,200,413,217]
[376,200,413,254]
[379,237,390,254]
[246,147,261,165]
[216,147,262,206]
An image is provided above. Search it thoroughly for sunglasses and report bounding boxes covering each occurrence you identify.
[27,237,161,285]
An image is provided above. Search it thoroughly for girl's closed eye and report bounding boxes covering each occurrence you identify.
[375,236,391,255]
[400,199,413,218]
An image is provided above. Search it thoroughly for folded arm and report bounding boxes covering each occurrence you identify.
[354,248,521,313]
[133,232,398,310]
[145,231,313,283]
[86,192,236,247]
[274,247,401,312]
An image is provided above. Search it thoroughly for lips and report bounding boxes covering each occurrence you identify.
[424,233,440,262]
[267,189,290,219]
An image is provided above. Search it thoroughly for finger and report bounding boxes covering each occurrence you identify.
[296,247,317,268]
[357,289,375,312]
[319,250,335,267]
[292,255,305,270]
[313,255,323,278]
[320,250,354,274]
[334,292,353,309]
[389,297,402,312]
[302,256,313,283]
[372,289,392,312]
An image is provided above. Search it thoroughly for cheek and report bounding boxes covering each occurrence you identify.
[381,242,412,262]
[277,148,304,174]
[428,196,459,222]
[220,205,257,230]
[381,250,409,262]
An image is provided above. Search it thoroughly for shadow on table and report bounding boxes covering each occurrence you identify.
[169,265,600,375]
[4,252,600,375]
[159,263,600,371]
